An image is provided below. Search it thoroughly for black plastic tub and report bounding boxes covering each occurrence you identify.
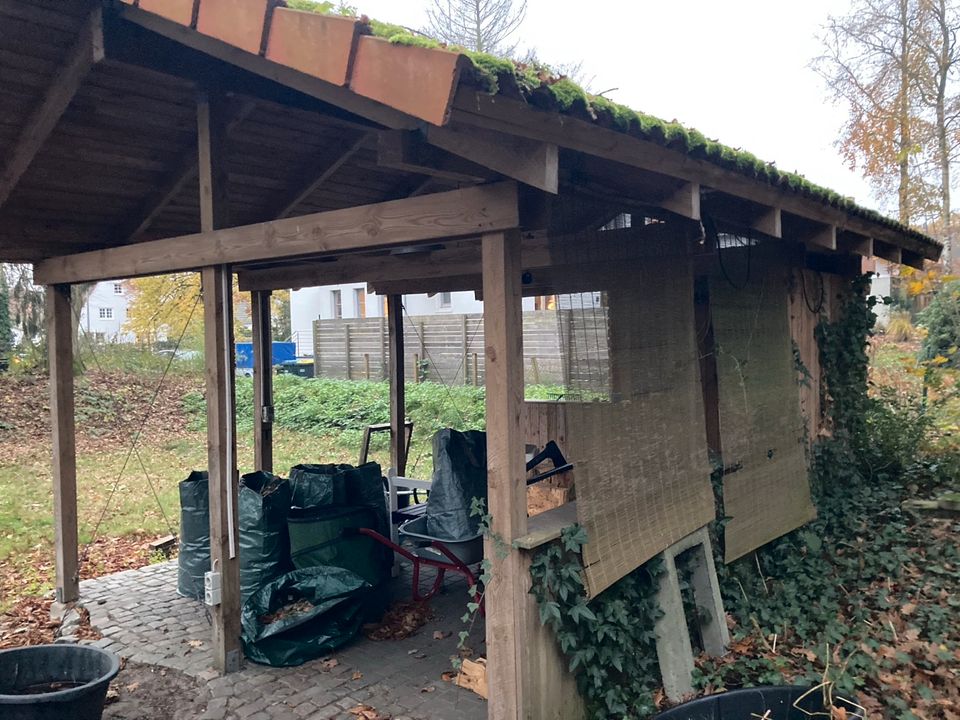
[0,644,121,720]
[655,685,864,719]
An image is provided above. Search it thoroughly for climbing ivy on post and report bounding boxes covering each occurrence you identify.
[529,525,665,719]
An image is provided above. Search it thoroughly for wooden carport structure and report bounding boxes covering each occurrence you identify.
[0,1,941,718]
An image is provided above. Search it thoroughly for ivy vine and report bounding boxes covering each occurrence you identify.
[529,525,664,719]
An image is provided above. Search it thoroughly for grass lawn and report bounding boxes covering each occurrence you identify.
[0,427,370,609]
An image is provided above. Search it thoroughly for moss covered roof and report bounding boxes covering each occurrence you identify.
[284,1,937,252]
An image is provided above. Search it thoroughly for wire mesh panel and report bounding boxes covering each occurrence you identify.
[548,230,715,597]
[710,247,816,562]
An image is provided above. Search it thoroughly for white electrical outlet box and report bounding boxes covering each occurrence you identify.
[204,571,222,606]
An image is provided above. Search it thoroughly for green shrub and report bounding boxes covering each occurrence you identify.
[918,280,960,367]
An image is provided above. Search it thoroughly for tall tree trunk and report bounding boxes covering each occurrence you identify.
[936,0,953,266]
[898,0,913,225]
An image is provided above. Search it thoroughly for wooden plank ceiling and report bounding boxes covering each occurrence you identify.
[0,0,456,262]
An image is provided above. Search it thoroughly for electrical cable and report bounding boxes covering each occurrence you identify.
[706,214,753,290]
[800,267,825,314]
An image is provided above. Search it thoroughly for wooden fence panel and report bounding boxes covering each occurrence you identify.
[312,311,583,386]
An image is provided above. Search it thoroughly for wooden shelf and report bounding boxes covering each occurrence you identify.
[514,501,578,550]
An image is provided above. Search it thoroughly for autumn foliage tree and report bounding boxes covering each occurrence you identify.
[123,273,204,348]
[814,0,960,264]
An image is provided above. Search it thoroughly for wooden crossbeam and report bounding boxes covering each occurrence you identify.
[34,181,520,284]
[116,100,257,243]
[272,133,368,219]
[237,222,682,292]
[0,6,104,209]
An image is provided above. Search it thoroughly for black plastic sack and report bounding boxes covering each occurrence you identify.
[425,429,488,542]
[241,566,371,667]
[288,505,392,587]
[177,471,209,599]
[239,471,293,603]
[289,463,350,509]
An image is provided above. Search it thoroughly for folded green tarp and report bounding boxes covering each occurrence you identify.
[177,470,209,600]
[241,566,371,667]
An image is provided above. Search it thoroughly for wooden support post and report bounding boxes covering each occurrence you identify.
[482,230,530,720]
[387,295,407,475]
[198,90,241,674]
[48,284,78,604]
[252,290,273,473]
[344,325,351,380]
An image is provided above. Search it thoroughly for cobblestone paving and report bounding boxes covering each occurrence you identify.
[81,562,488,720]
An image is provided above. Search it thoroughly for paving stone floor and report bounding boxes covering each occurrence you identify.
[81,561,488,720]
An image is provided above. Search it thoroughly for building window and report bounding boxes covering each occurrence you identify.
[354,288,366,318]
[113,283,123,295]
[98,307,113,320]
[331,289,342,319]
[438,292,452,309]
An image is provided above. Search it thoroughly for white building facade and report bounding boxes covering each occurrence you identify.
[78,281,135,343]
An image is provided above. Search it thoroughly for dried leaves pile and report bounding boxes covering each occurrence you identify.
[363,601,433,641]
[0,370,200,463]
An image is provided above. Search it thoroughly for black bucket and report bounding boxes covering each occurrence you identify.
[654,685,864,719]
[0,644,121,720]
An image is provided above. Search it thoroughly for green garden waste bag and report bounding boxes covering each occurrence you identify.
[289,463,350,508]
[342,462,390,537]
[177,471,209,599]
[239,471,293,603]
[241,566,371,667]
[288,505,391,587]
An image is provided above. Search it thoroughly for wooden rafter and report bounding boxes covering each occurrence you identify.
[452,89,941,260]
[0,5,104,209]
[118,4,418,131]
[33,182,520,284]
[116,99,258,243]
[272,133,369,220]
[425,122,558,193]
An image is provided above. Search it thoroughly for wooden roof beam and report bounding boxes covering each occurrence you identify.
[452,89,940,260]
[837,230,874,257]
[901,249,925,269]
[425,123,558,193]
[116,99,258,243]
[33,181,520,285]
[874,241,903,264]
[753,207,782,238]
[378,130,495,184]
[273,133,369,219]
[117,4,418,131]
[237,222,687,292]
[0,6,104,210]
[660,183,700,221]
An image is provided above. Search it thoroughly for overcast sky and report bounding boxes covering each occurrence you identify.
[357,0,881,213]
